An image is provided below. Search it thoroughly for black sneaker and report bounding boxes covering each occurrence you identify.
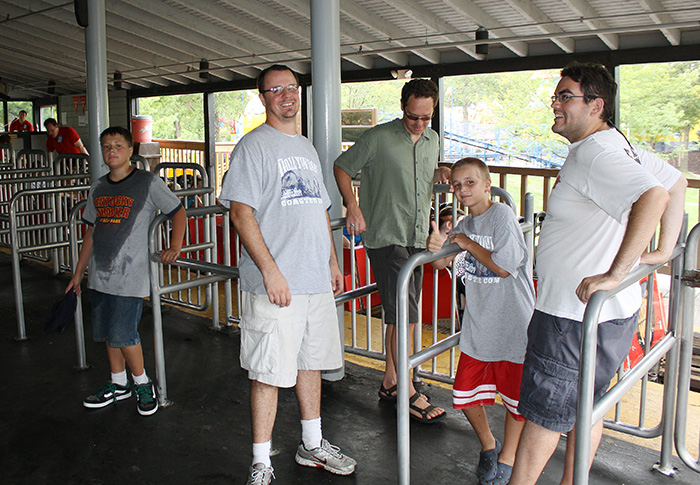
[83,381,132,409]
[134,381,159,416]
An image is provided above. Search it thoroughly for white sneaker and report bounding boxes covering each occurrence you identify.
[295,439,356,475]
[245,463,274,485]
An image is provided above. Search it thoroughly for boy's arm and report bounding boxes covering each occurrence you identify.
[66,225,94,296]
[326,211,344,296]
[449,233,510,278]
[426,221,454,270]
[160,206,187,264]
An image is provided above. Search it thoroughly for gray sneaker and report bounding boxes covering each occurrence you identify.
[245,463,274,485]
[295,439,356,476]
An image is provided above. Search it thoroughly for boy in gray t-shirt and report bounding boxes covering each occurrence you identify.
[66,126,186,417]
[427,157,534,485]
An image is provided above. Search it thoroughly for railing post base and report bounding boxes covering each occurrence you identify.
[652,462,677,477]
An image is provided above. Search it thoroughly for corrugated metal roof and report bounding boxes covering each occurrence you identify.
[0,0,698,99]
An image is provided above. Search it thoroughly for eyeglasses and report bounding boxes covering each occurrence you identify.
[260,84,299,95]
[551,93,596,103]
[404,110,434,122]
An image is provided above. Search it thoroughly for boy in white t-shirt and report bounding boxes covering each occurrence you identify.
[428,157,535,485]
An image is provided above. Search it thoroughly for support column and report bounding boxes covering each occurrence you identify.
[85,0,109,181]
[311,0,344,381]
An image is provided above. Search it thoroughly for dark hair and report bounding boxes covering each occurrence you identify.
[451,157,490,182]
[401,79,439,109]
[560,62,616,126]
[99,126,133,147]
[44,118,58,128]
[257,64,299,93]
[19,110,27,116]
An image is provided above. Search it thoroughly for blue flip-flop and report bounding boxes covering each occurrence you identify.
[476,439,501,483]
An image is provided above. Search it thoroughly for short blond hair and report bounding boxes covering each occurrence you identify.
[451,157,490,182]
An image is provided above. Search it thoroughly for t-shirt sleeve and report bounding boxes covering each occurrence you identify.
[490,205,528,276]
[218,139,263,211]
[149,175,183,215]
[67,127,80,145]
[635,146,681,190]
[334,129,376,177]
[81,184,98,225]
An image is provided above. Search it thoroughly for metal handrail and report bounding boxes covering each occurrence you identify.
[395,191,535,485]
[9,185,91,339]
[572,243,685,482]
[676,223,700,472]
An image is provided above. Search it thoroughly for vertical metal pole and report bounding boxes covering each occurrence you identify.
[85,0,109,181]
[397,262,412,485]
[10,197,27,340]
[149,218,169,405]
[69,201,88,369]
[311,0,344,381]
[573,298,602,484]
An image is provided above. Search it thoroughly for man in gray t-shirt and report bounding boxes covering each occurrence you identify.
[219,65,356,483]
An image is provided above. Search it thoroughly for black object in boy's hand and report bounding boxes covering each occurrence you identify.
[44,288,78,332]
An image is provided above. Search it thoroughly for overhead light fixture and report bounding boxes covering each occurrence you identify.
[476,27,489,55]
[391,69,413,79]
[114,71,122,90]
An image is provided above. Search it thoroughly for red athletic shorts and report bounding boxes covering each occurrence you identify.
[452,353,525,420]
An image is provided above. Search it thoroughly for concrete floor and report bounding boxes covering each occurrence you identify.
[2,252,699,485]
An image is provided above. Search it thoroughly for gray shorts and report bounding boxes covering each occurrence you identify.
[239,291,343,388]
[518,309,638,433]
[366,245,423,325]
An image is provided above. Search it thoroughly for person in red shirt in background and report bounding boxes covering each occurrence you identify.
[44,118,89,155]
[9,110,34,132]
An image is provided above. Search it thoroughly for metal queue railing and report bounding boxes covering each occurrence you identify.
[152,162,226,318]
[68,200,89,369]
[10,185,91,340]
[677,223,700,473]
[340,185,531,386]
[0,143,13,168]
[573,242,687,483]
[148,204,233,405]
[395,226,695,483]
[16,149,47,169]
[394,189,533,484]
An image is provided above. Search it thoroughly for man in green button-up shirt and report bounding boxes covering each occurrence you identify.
[334,79,450,423]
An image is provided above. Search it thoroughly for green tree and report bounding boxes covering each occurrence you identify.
[620,62,700,171]
[138,94,204,140]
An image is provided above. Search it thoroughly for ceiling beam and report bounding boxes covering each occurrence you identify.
[636,0,681,45]
[562,0,619,50]
[504,0,575,53]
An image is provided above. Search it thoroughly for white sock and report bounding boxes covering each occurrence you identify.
[252,441,272,467]
[111,370,128,387]
[301,417,322,450]
[132,371,149,385]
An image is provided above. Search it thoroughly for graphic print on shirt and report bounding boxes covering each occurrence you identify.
[460,234,500,285]
[278,155,323,207]
[91,183,147,273]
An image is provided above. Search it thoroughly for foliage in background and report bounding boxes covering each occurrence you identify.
[139,94,204,140]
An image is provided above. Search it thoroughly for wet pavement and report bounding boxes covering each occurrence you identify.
[2,252,698,484]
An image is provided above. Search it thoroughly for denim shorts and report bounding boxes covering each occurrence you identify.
[366,245,423,325]
[518,309,638,433]
[89,290,144,347]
